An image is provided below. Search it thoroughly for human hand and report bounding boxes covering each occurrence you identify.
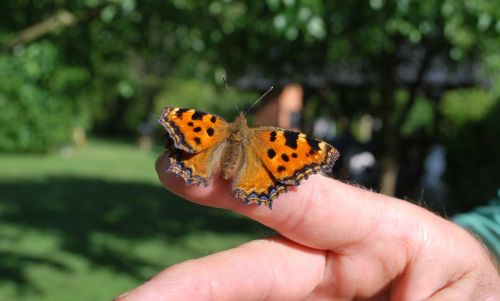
[115,153,500,300]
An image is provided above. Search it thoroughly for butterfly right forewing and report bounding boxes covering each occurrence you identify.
[250,127,340,186]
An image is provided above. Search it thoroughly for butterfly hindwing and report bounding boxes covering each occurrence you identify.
[167,144,224,187]
[231,144,287,208]
[251,127,340,185]
[159,107,228,153]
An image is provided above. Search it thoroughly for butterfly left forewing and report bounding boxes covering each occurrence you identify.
[250,127,340,185]
[159,107,228,153]
[160,107,229,186]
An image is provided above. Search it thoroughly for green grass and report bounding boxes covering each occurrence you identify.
[0,139,269,301]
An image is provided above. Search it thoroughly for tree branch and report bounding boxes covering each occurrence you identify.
[395,47,435,135]
[5,6,105,51]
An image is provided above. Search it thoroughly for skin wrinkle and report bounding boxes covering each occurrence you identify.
[235,240,278,301]
[379,202,417,297]
[427,272,470,301]
[388,235,416,300]
[318,251,342,300]
[296,247,329,301]
[333,253,358,300]
[262,252,278,301]
[207,269,218,301]
[388,210,437,300]
[464,229,499,271]
[452,229,500,299]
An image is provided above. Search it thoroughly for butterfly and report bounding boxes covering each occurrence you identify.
[159,107,340,208]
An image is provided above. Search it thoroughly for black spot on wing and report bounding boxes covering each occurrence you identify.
[188,122,194,126]
[267,148,276,159]
[291,153,298,158]
[207,127,214,136]
[210,116,217,123]
[175,108,189,118]
[284,131,299,149]
[191,111,206,120]
[269,131,277,142]
[277,166,286,172]
[193,127,202,132]
[306,137,321,151]
[281,154,289,162]
[194,137,201,145]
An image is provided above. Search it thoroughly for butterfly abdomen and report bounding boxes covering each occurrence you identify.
[220,137,244,180]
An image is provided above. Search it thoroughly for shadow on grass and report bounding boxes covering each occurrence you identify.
[0,250,69,294]
[0,176,269,290]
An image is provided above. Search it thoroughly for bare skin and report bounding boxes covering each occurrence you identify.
[115,153,500,301]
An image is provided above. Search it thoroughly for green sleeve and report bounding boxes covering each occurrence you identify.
[452,189,500,260]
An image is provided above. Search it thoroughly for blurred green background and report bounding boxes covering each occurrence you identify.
[1,1,499,300]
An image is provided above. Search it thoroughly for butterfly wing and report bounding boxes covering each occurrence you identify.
[230,127,339,208]
[159,107,229,186]
[231,143,288,208]
[250,127,340,185]
[159,107,228,153]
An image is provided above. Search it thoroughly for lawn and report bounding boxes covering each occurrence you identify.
[0,139,269,301]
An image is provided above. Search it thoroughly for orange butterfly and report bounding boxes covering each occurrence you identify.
[159,107,340,208]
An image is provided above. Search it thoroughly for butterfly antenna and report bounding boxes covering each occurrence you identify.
[223,77,240,114]
[246,86,274,115]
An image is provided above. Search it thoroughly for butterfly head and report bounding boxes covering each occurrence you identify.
[229,113,249,134]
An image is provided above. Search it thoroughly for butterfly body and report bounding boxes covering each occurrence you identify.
[220,114,248,180]
[159,107,340,208]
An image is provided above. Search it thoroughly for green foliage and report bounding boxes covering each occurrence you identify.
[441,89,500,211]
[401,96,435,136]
[0,42,89,153]
[441,89,497,126]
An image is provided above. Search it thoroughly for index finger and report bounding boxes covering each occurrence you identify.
[155,152,421,251]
